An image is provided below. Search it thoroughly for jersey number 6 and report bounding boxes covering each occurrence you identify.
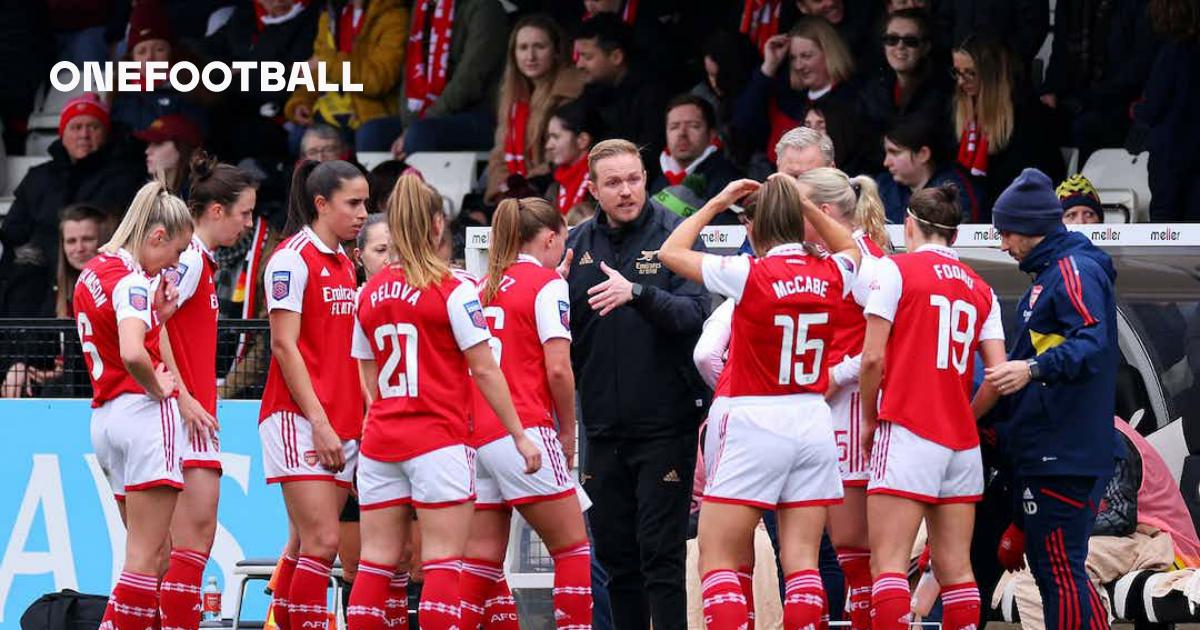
[774,313,828,386]
[76,313,104,380]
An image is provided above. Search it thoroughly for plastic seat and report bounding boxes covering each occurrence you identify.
[1081,149,1152,222]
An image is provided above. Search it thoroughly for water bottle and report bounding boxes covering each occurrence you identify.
[202,576,222,622]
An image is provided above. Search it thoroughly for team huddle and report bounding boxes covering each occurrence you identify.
[72,138,1061,630]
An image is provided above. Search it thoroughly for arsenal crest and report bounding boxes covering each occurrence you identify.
[1028,285,1043,309]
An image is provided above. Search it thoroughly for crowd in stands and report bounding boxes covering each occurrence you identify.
[0,0,1198,398]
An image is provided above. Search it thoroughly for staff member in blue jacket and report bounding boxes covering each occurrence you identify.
[976,168,1118,630]
[564,138,710,630]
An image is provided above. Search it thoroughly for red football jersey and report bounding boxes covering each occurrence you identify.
[259,228,365,440]
[702,244,854,398]
[166,237,219,415]
[73,248,167,407]
[352,265,492,461]
[469,256,572,447]
[827,231,887,368]
[864,245,1004,449]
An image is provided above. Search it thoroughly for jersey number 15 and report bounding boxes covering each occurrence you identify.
[775,313,828,386]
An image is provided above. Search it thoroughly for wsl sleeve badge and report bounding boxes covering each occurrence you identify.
[559,300,570,328]
[465,299,488,329]
[130,286,149,310]
[272,271,291,300]
[163,263,186,287]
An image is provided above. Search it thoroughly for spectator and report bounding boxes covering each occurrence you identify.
[386,0,508,158]
[202,0,321,163]
[982,168,1119,630]
[301,123,354,163]
[0,94,143,321]
[110,0,209,135]
[774,125,835,177]
[283,0,407,153]
[1135,0,1200,221]
[564,139,709,630]
[876,116,985,223]
[690,30,758,163]
[650,95,743,205]
[952,35,1065,209]
[1,204,111,399]
[858,9,953,144]
[733,18,869,176]
[795,0,885,72]
[1056,174,1104,225]
[1040,0,1157,161]
[936,0,1050,70]
[136,114,204,196]
[544,100,603,217]
[574,13,668,174]
[46,0,110,67]
[0,2,52,154]
[886,0,928,10]
[485,14,585,203]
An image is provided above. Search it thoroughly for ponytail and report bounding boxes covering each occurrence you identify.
[849,175,891,253]
[102,179,191,255]
[285,159,364,236]
[388,174,449,289]
[483,197,564,302]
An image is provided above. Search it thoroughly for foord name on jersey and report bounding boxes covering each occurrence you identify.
[932,263,975,288]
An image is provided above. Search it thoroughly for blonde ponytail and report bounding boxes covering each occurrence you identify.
[388,174,449,289]
[101,180,191,256]
[849,175,892,253]
[484,197,565,302]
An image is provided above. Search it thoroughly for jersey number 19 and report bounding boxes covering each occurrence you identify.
[930,295,977,375]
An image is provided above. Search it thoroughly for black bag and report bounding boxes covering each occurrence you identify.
[20,590,108,630]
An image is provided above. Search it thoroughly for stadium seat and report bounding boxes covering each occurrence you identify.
[230,558,350,630]
[356,151,486,219]
[2,155,51,198]
[1082,149,1152,222]
[27,82,96,131]
[1061,147,1079,176]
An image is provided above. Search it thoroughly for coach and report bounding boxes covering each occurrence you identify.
[982,168,1118,630]
[565,139,709,630]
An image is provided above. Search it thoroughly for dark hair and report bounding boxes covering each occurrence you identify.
[573,12,634,56]
[883,8,933,43]
[551,99,606,141]
[367,159,412,214]
[701,30,757,101]
[1150,0,1200,41]
[188,150,257,219]
[882,9,935,94]
[884,116,951,167]
[665,93,717,131]
[284,159,366,236]
[908,183,961,241]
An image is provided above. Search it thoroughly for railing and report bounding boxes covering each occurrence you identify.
[0,318,272,399]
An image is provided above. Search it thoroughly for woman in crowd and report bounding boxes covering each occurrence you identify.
[75,180,194,630]
[459,196,593,628]
[859,9,952,143]
[259,160,367,630]
[877,116,985,222]
[137,114,204,196]
[659,175,861,629]
[346,175,539,630]
[156,152,257,629]
[691,30,759,163]
[951,35,1064,207]
[543,100,603,220]
[485,14,585,202]
[110,0,208,134]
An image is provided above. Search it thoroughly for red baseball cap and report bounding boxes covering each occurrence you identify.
[134,114,203,147]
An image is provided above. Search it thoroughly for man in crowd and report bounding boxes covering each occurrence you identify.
[650,94,742,208]
[565,139,710,630]
[980,168,1119,630]
[775,125,836,177]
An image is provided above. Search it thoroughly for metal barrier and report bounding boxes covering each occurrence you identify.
[0,318,272,400]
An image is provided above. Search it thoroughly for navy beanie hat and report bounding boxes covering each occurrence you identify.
[992,168,1064,236]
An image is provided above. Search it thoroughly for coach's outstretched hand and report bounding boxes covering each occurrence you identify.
[985,360,1032,395]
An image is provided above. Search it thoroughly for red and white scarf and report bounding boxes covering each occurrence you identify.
[957,121,989,176]
[554,155,590,215]
[503,100,531,176]
[740,0,782,53]
[405,0,455,117]
[659,143,719,186]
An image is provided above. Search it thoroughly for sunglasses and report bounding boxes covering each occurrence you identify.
[882,34,924,48]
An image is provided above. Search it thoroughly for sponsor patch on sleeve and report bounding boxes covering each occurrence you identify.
[465,299,487,329]
[558,300,570,328]
[835,254,856,274]
[272,271,291,300]
[129,286,149,311]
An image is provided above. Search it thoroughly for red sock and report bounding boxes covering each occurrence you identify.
[783,570,825,630]
[346,560,393,630]
[836,547,872,630]
[736,565,755,622]
[289,555,332,630]
[550,542,592,628]
[483,575,519,629]
[159,549,207,630]
[459,558,502,629]
[870,572,911,630]
[419,558,462,630]
[941,581,981,630]
[272,556,298,630]
[701,569,749,629]
[385,572,410,629]
[101,571,159,630]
